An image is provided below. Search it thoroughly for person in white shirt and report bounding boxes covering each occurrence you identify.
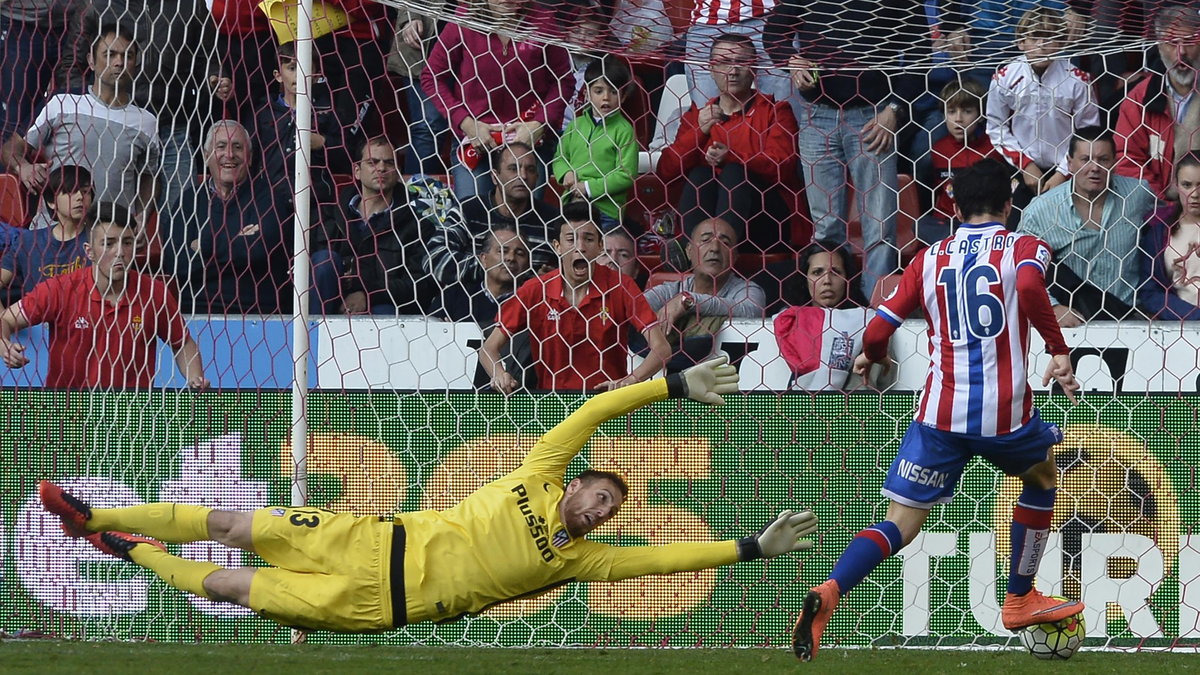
[2,22,159,226]
[986,7,1100,225]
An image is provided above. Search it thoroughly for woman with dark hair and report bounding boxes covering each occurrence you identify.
[773,243,886,391]
[1141,152,1200,320]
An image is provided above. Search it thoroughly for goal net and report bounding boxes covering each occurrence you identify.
[0,0,1197,653]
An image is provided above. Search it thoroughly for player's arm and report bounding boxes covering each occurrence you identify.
[1015,258,1080,403]
[853,257,923,381]
[577,510,819,582]
[523,357,739,475]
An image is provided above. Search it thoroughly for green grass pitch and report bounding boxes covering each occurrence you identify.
[3,642,1199,674]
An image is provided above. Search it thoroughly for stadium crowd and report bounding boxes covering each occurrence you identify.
[0,0,1194,390]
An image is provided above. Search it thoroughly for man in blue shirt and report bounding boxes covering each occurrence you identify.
[1019,126,1156,326]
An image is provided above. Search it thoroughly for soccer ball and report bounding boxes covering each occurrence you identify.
[1018,605,1086,660]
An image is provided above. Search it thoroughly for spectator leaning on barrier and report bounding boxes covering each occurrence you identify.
[337,138,435,316]
[0,165,93,308]
[1019,126,1156,327]
[657,33,799,250]
[775,243,879,391]
[2,21,160,227]
[1141,152,1200,320]
[986,7,1101,226]
[479,201,670,393]
[765,0,922,298]
[428,143,561,287]
[421,0,573,201]
[434,223,537,390]
[1115,4,1200,201]
[645,217,766,368]
[165,120,293,315]
[0,201,208,389]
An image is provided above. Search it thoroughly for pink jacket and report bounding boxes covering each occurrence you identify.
[421,22,572,138]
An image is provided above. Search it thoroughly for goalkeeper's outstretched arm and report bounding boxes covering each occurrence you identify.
[522,357,741,476]
[582,509,821,582]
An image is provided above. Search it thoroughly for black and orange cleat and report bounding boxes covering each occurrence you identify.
[792,579,840,662]
[85,531,166,562]
[1002,590,1084,631]
[38,480,93,537]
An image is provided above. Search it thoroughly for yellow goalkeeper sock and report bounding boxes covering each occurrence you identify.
[128,544,221,600]
[88,503,212,543]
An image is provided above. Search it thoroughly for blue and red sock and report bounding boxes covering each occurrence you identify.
[829,521,905,596]
[1008,486,1056,595]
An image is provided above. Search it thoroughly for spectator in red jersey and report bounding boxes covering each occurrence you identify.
[479,201,669,393]
[0,202,208,389]
[1115,5,1200,201]
[917,79,1000,246]
[421,0,574,201]
[657,33,799,250]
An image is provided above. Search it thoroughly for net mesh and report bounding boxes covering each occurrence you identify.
[0,0,1197,653]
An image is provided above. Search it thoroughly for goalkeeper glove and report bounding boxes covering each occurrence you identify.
[665,355,740,405]
[737,510,819,560]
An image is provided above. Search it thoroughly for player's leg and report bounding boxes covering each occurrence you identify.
[793,422,964,662]
[40,480,214,543]
[976,417,1084,630]
[87,531,228,602]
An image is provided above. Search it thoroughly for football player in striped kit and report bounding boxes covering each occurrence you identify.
[791,158,1083,662]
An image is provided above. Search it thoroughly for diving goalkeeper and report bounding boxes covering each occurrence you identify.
[39,357,819,632]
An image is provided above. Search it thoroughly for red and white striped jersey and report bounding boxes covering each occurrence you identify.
[876,222,1054,436]
[691,0,775,27]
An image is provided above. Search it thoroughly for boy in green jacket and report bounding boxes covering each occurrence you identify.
[553,54,638,231]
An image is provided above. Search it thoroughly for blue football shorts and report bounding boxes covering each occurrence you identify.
[881,411,1064,509]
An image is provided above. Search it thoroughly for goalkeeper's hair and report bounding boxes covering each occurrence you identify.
[951,158,1015,220]
[574,469,629,499]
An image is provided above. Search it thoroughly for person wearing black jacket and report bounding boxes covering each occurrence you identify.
[764,0,923,300]
[337,138,435,316]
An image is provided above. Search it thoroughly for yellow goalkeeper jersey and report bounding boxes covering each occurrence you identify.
[395,378,739,625]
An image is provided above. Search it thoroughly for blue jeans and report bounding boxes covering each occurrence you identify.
[404,78,449,175]
[684,17,793,106]
[796,102,898,300]
[0,16,62,137]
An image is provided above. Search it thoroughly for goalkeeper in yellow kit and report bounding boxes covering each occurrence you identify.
[39,357,819,632]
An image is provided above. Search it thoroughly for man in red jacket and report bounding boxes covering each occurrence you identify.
[657,33,799,249]
[1115,5,1200,200]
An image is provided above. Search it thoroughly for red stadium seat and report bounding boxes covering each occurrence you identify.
[0,173,28,227]
[645,271,687,290]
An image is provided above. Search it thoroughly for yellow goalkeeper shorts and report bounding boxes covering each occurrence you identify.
[246,507,403,632]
